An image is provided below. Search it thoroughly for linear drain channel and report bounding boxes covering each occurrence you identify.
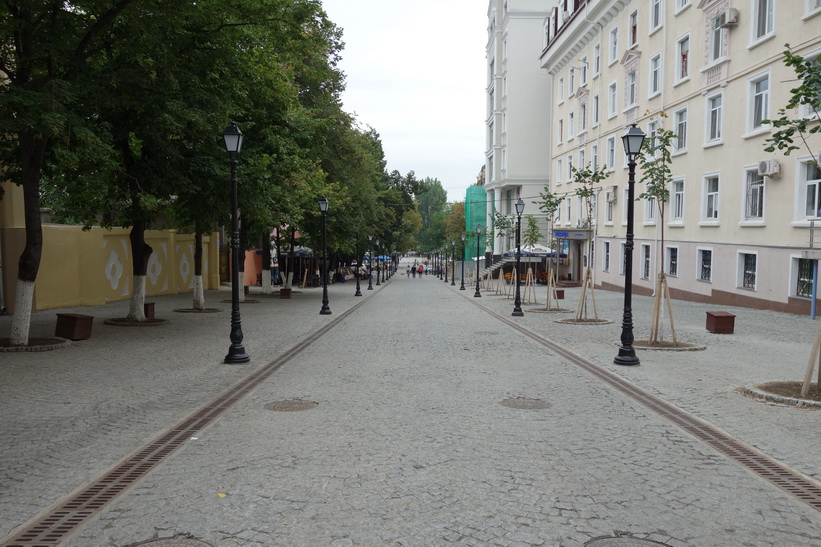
[470,296,821,514]
[4,294,372,546]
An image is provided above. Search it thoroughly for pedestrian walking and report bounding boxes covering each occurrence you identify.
[418,265,423,277]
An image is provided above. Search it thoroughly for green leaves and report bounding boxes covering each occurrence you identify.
[763,44,821,165]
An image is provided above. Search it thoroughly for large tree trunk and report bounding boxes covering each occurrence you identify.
[127,221,153,321]
[192,227,205,309]
[9,130,47,346]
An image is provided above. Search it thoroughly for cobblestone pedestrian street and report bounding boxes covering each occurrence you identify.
[3,259,821,546]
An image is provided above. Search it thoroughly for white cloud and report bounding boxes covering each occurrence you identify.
[320,0,487,202]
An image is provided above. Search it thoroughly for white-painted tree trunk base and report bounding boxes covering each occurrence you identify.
[261,271,273,295]
[127,276,147,321]
[193,276,205,309]
[9,280,35,346]
[239,272,246,302]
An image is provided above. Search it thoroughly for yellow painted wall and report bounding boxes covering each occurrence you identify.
[1,223,221,313]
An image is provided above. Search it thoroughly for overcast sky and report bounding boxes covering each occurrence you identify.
[320,0,488,203]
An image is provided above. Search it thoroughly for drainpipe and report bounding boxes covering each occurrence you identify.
[812,260,818,320]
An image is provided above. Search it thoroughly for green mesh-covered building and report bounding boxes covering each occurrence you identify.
[464,185,487,261]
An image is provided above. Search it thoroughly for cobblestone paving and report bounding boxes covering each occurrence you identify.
[3,264,821,546]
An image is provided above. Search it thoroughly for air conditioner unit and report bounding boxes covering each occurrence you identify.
[562,10,570,23]
[717,8,739,28]
[758,159,781,177]
[607,185,618,202]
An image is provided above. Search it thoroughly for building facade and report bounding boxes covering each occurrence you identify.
[540,0,821,313]
[485,0,552,258]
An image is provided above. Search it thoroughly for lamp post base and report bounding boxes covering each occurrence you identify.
[614,347,640,366]
[224,344,250,364]
[512,308,523,317]
[320,306,332,315]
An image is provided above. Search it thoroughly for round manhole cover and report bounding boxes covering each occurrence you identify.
[500,397,551,410]
[586,538,669,546]
[265,399,318,412]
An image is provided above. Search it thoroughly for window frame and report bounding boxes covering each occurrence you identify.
[649,52,662,98]
[703,174,720,224]
[666,246,679,277]
[641,243,651,280]
[606,136,616,170]
[650,0,663,34]
[708,14,727,64]
[608,27,619,65]
[593,43,601,77]
[697,247,713,282]
[751,0,775,45]
[671,178,685,223]
[607,82,618,118]
[705,91,724,146]
[738,251,758,290]
[799,157,821,221]
[603,241,611,272]
[675,34,690,84]
[743,168,765,223]
[673,106,688,154]
[747,70,771,135]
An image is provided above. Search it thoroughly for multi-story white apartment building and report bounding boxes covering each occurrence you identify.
[484,0,552,257]
[539,0,821,313]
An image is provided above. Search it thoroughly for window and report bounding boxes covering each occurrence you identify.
[797,258,814,298]
[569,68,576,94]
[667,247,679,277]
[704,175,720,220]
[698,249,713,282]
[593,44,601,76]
[649,53,662,96]
[603,241,611,272]
[676,35,690,81]
[749,73,770,131]
[619,242,626,275]
[608,82,617,117]
[645,196,656,223]
[677,0,691,12]
[800,53,821,119]
[567,154,574,181]
[647,119,659,152]
[739,252,757,289]
[706,92,723,143]
[605,187,614,223]
[629,11,638,47]
[672,179,685,221]
[557,159,563,185]
[592,94,600,126]
[565,198,572,224]
[808,0,821,17]
[709,15,726,63]
[802,160,821,218]
[609,27,619,64]
[641,244,651,279]
[745,170,764,220]
[568,112,575,138]
[558,119,564,143]
[606,136,616,169]
[673,107,688,152]
[626,71,637,106]
[650,0,663,32]
[581,56,588,85]
[591,144,599,170]
[752,0,774,42]
[578,148,586,171]
[579,104,587,133]
[558,77,564,104]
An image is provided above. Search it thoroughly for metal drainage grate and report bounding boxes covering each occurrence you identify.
[500,397,551,410]
[4,295,372,546]
[265,399,318,412]
[468,295,821,515]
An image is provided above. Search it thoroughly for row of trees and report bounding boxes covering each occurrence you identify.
[0,1,429,345]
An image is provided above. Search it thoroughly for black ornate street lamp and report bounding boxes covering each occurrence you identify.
[451,239,456,286]
[367,235,373,290]
[512,197,526,317]
[354,238,362,297]
[460,233,466,290]
[318,197,331,315]
[222,122,250,364]
[614,124,645,366]
[474,224,483,298]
